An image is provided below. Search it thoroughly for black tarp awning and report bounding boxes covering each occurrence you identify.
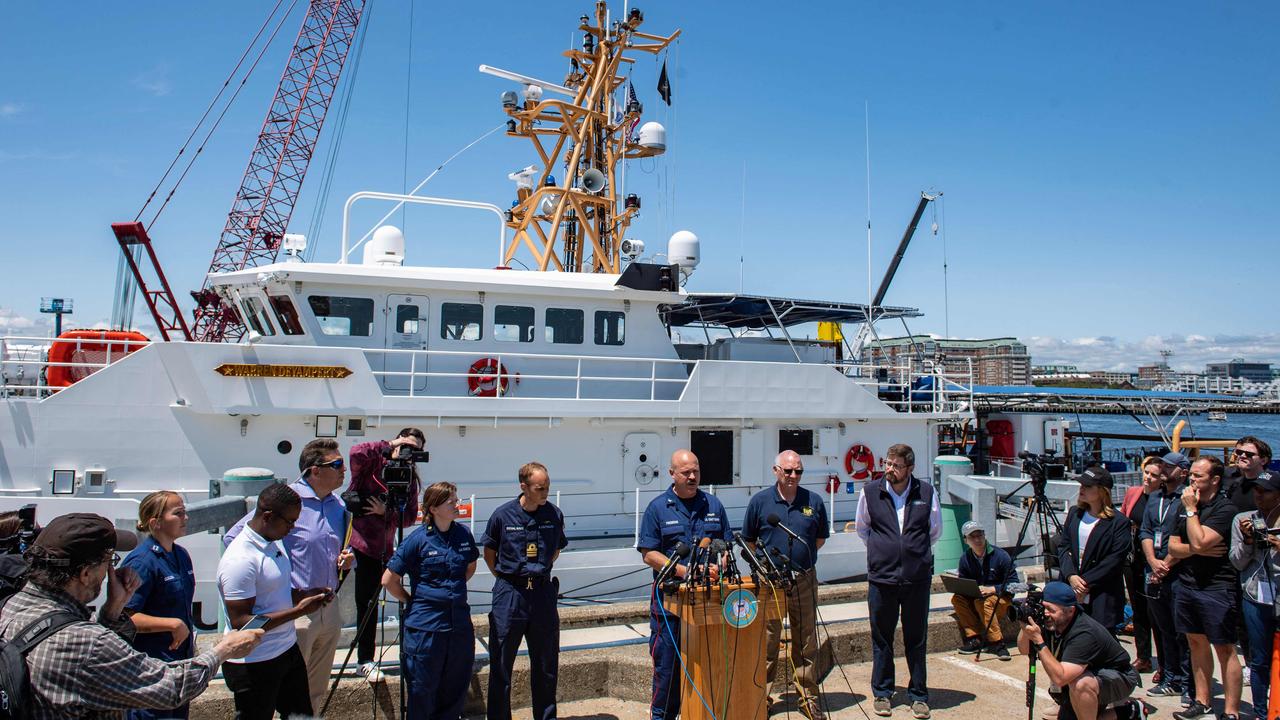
[659,293,921,330]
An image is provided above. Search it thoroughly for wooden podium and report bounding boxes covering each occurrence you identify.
[662,578,786,720]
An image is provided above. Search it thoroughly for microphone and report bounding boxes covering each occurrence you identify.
[654,542,691,586]
[709,539,729,581]
[689,537,712,583]
[766,513,807,546]
[732,531,769,580]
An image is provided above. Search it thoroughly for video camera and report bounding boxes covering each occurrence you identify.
[382,444,429,501]
[1007,584,1048,627]
[1017,451,1066,493]
[1250,513,1280,545]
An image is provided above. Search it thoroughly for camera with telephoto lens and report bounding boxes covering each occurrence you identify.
[1008,585,1048,627]
[0,504,39,556]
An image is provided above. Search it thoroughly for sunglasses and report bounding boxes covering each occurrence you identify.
[776,467,803,476]
[316,458,345,471]
[1233,450,1259,460]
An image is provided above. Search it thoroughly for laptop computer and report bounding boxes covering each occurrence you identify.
[940,573,983,599]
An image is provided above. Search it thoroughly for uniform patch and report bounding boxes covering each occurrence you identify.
[801,506,814,516]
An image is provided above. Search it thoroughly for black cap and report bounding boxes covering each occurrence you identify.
[30,513,137,567]
[1256,470,1280,493]
[1077,466,1114,489]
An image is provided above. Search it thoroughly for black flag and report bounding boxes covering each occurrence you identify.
[657,59,671,105]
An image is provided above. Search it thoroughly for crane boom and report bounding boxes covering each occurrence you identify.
[190,0,366,342]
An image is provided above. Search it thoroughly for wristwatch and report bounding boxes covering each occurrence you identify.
[1033,641,1047,653]
[1185,510,1197,518]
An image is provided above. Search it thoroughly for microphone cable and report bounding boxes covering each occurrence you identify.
[655,580,719,719]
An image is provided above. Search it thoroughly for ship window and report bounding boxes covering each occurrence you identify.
[240,296,277,336]
[691,430,734,486]
[494,305,534,343]
[395,304,420,335]
[267,295,305,335]
[594,310,625,346]
[440,302,482,341]
[308,296,374,336]
[545,308,583,344]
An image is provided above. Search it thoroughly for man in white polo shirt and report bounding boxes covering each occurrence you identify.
[217,483,332,719]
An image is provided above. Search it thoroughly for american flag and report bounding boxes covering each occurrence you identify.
[625,81,642,140]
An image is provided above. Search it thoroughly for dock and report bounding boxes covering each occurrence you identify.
[186,577,1230,719]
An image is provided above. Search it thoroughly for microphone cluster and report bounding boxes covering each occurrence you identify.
[654,516,809,594]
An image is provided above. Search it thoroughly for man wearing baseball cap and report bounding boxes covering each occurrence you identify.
[0,512,262,718]
[950,521,1016,660]
[1018,581,1141,720]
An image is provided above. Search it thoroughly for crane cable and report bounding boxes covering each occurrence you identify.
[134,0,292,223]
[144,0,304,229]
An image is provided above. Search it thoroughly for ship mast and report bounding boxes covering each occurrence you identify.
[497,2,679,273]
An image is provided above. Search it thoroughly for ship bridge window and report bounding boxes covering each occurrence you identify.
[440,302,483,341]
[267,295,305,335]
[240,296,277,337]
[545,308,583,344]
[494,305,534,343]
[594,310,625,346]
[308,295,374,336]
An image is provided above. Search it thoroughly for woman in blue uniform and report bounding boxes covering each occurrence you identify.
[120,490,196,720]
[382,481,478,719]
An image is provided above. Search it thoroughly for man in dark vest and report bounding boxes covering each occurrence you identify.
[855,443,941,719]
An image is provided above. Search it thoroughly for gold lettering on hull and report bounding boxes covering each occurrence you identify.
[214,364,352,379]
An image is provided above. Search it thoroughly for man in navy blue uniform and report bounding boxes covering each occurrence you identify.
[638,449,731,720]
[481,461,568,720]
[742,449,829,720]
[855,443,941,719]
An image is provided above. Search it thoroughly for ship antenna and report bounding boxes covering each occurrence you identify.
[738,160,747,294]
[865,101,873,314]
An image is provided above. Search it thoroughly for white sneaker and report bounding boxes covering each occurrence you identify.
[358,662,386,684]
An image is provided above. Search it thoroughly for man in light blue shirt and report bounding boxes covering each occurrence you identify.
[225,439,354,711]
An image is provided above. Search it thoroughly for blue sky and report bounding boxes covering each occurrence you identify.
[1,2,1277,372]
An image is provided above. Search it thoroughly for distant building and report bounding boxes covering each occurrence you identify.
[1205,359,1273,383]
[868,336,1031,386]
[1087,370,1135,386]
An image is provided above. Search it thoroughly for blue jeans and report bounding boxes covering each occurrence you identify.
[1241,597,1276,717]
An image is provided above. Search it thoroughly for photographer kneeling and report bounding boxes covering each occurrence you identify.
[1018,581,1142,720]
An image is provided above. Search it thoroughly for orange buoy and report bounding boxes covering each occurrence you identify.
[46,330,149,388]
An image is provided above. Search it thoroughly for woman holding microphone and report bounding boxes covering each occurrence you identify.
[382,481,478,719]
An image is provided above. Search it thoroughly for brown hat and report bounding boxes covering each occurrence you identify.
[30,513,137,567]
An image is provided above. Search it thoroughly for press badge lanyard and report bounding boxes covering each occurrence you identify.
[1153,494,1174,553]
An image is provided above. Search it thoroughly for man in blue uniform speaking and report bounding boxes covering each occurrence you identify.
[637,448,731,720]
[481,461,568,720]
[742,449,830,720]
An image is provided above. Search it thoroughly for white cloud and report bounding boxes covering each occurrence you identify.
[1025,334,1280,373]
[0,307,37,333]
[132,66,172,97]
[0,102,24,119]
[0,149,77,164]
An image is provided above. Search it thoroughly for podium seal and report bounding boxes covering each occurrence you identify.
[722,588,760,628]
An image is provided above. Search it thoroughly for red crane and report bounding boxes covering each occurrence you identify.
[117,0,367,343]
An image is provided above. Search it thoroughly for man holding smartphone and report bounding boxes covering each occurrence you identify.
[218,483,333,719]
[225,439,355,711]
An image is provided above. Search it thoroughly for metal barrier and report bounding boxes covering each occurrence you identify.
[1,334,150,397]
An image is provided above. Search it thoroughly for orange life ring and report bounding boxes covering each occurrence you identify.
[46,330,149,388]
[467,358,514,397]
[844,444,876,480]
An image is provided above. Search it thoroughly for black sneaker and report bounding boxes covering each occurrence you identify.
[1171,701,1213,720]
[1118,699,1146,720]
[986,643,1011,660]
[959,637,983,654]
[1147,683,1181,697]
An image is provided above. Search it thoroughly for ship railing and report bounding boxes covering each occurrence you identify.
[0,334,150,398]
[832,356,974,414]
[362,346,691,401]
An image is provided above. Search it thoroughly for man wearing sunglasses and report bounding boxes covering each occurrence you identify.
[224,439,354,711]
[1225,436,1271,514]
[743,450,830,720]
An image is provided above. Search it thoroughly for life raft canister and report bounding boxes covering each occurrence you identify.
[46,330,150,388]
[466,357,516,397]
[843,444,876,480]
